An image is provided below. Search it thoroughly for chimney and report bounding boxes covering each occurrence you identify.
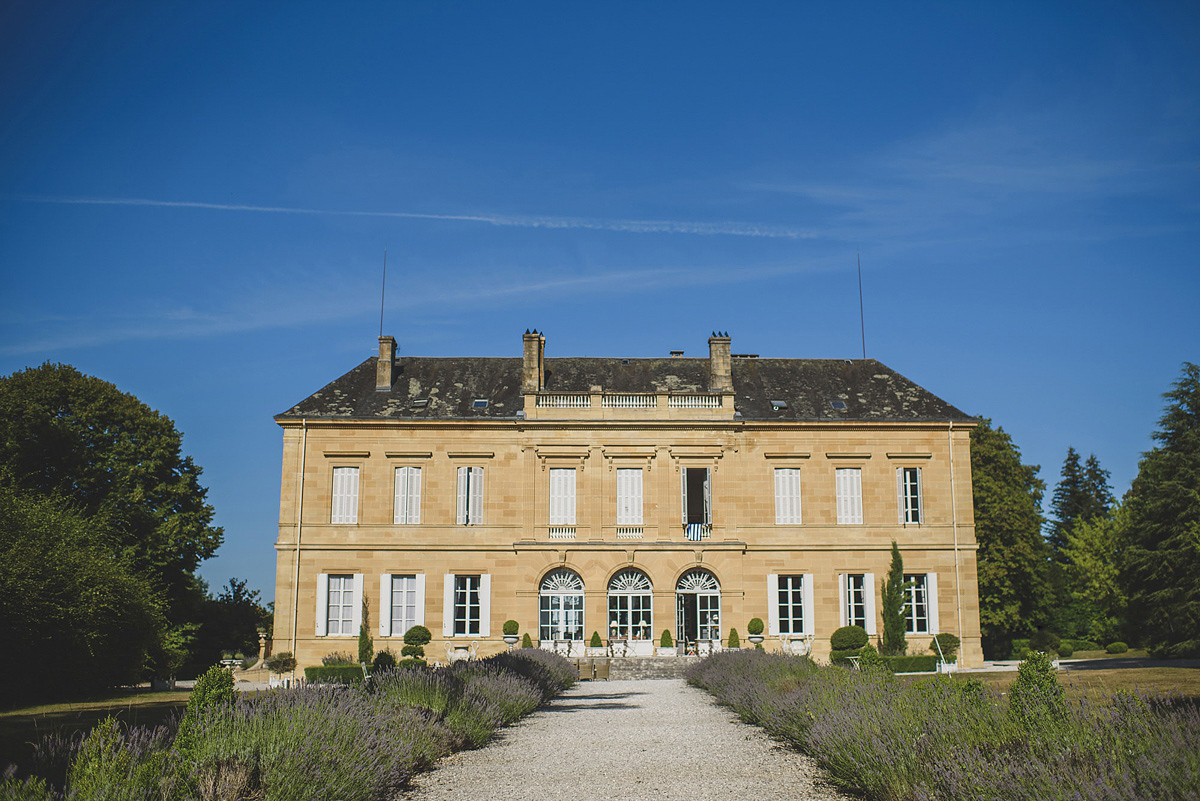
[376,335,397,391]
[708,331,732,392]
[522,329,545,392]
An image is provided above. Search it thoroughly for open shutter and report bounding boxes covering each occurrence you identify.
[913,468,922,524]
[479,574,492,637]
[837,573,847,627]
[565,470,576,524]
[379,574,392,636]
[351,574,364,633]
[767,574,780,635]
[896,468,905,524]
[409,468,421,524]
[443,575,455,637]
[926,573,939,635]
[415,574,426,627]
[456,468,468,524]
[470,467,484,524]
[864,573,877,635]
[632,469,643,524]
[680,468,687,525]
[316,573,329,636]
[394,468,406,524]
[702,469,711,524]
[802,573,815,636]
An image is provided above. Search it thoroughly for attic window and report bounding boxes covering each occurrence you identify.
[830,400,846,410]
[621,359,630,365]
[770,400,788,411]
[411,398,430,408]
[472,399,489,409]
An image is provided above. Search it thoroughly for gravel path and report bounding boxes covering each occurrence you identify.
[402,679,851,801]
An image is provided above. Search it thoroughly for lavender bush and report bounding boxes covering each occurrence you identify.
[687,650,1200,801]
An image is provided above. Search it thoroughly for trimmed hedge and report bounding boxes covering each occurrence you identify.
[886,654,938,673]
[304,665,365,684]
[1106,641,1128,654]
[830,625,869,650]
[1066,638,1101,652]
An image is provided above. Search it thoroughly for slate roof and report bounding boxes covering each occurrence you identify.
[277,355,973,423]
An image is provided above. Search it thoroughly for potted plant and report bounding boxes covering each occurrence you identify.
[657,629,676,657]
[747,617,765,646]
[587,631,606,657]
[503,619,520,648]
[264,651,297,688]
[520,632,534,648]
[727,628,741,649]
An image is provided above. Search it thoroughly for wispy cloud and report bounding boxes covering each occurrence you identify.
[21,195,821,239]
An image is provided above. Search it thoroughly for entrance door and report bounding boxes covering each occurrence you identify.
[675,569,721,653]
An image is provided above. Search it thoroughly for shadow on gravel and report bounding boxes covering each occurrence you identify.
[564,692,647,700]
[544,701,641,712]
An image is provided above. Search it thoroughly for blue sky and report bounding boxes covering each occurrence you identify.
[2,2,1197,603]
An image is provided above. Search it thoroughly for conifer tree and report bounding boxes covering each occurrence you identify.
[881,541,911,655]
[1123,363,1200,657]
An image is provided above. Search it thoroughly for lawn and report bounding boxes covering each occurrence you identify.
[0,687,189,770]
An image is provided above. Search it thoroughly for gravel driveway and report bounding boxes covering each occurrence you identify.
[402,678,850,801]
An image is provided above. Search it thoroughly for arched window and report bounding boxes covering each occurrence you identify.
[608,569,653,642]
[676,569,721,645]
[539,569,584,641]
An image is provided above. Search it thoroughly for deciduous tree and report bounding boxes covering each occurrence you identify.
[1123,362,1200,657]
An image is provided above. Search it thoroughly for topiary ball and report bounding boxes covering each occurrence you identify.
[503,619,519,636]
[1106,641,1128,654]
[747,617,765,636]
[830,625,869,650]
[403,625,432,646]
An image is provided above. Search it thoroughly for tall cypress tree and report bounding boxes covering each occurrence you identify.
[881,540,911,656]
[1123,363,1200,657]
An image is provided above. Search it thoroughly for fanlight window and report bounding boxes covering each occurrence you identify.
[676,569,720,592]
[609,569,652,593]
[541,569,585,593]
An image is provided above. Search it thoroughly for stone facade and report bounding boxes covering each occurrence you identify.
[272,333,983,668]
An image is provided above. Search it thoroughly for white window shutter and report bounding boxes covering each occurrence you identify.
[316,573,329,636]
[470,467,484,524]
[774,470,786,524]
[351,574,364,633]
[802,574,815,636]
[443,574,455,637]
[479,574,492,637]
[394,468,405,524]
[914,468,922,524]
[379,574,391,636]
[415,574,426,627]
[616,469,628,524]
[926,573,939,635]
[566,470,576,524]
[837,574,847,628]
[896,468,905,524]
[409,468,421,524]
[632,469,643,524]
[864,573,877,635]
[767,574,779,635]
[456,468,468,524]
[680,468,687,524]
[702,469,711,523]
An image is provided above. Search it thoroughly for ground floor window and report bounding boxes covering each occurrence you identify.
[777,575,805,634]
[389,574,420,636]
[539,568,585,641]
[904,573,938,635]
[844,573,867,629]
[676,569,720,645]
[608,569,653,641]
[453,575,481,636]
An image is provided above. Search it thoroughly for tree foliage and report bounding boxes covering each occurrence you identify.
[970,418,1052,659]
[1123,362,1200,657]
[1049,447,1114,556]
[880,541,910,655]
[1060,505,1128,644]
[0,364,223,619]
[0,474,164,701]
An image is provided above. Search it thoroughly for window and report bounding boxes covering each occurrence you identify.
[616,468,643,525]
[774,468,802,524]
[769,574,814,636]
[681,467,711,540]
[315,573,362,636]
[456,467,484,525]
[539,569,585,641]
[904,573,938,635]
[897,467,922,524]
[835,467,863,524]
[393,467,421,524]
[676,569,721,644]
[331,467,359,524]
[443,574,491,637]
[839,573,877,634]
[608,569,652,642]
[381,574,424,637]
[548,468,576,525]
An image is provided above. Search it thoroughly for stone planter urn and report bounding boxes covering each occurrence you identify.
[503,634,520,647]
[747,635,765,645]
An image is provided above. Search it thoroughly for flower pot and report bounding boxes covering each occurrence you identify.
[586,646,607,657]
[747,635,765,645]
[503,635,519,646]
[657,646,677,657]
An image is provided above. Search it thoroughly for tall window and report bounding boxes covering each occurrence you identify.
[387,574,420,636]
[539,569,584,641]
[608,569,653,641]
[616,468,643,525]
[897,467,922,524]
[904,573,935,634]
[456,467,484,525]
[331,467,359,524]
[453,575,481,635]
[325,574,355,635]
[777,575,806,634]
[774,468,802,524]
[548,468,576,525]
[394,467,421,524]
[835,468,863,525]
[844,573,867,629]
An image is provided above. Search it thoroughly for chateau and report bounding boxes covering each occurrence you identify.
[272,332,983,667]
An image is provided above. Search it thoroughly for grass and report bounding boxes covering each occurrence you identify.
[0,688,189,770]
[924,666,1200,704]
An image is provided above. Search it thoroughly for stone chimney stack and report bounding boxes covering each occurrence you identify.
[376,335,397,391]
[522,329,545,393]
[708,331,732,392]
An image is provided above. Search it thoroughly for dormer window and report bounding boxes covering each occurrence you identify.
[770,400,788,411]
[472,399,489,409]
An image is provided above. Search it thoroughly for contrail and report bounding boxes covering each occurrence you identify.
[23,195,818,239]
